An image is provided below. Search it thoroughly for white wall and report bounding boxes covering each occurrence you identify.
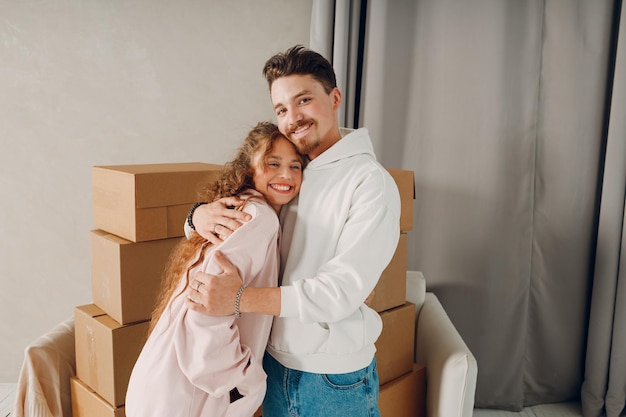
[0,0,313,382]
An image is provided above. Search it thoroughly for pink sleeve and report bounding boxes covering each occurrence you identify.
[173,311,263,397]
[173,202,279,397]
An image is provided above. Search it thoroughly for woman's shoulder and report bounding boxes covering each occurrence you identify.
[237,191,279,226]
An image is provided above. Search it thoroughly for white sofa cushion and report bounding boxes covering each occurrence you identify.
[406,270,427,313]
[406,271,478,417]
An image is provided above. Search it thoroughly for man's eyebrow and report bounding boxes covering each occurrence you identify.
[295,90,312,98]
[273,90,312,110]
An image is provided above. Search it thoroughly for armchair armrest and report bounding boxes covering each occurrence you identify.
[415,293,477,417]
[13,318,76,417]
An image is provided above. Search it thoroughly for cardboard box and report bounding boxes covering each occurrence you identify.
[91,229,181,324]
[370,233,408,312]
[74,304,150,407]
[71,377,125,417]
[93,163,222,242]
[386,168,415,232]
[379,364,426,417]
[375,302,416,385]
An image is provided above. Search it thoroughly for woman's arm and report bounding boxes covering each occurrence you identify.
[174,312,262,397]
[178,202,278,395]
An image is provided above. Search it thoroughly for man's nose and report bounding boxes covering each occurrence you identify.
[287,108,304,126]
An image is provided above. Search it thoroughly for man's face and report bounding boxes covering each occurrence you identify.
[271,74,342,160]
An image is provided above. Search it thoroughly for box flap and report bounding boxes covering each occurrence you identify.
[93,162,223,208]
[386,168,415,231]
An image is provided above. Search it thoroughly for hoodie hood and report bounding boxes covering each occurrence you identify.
[306,128,375,170]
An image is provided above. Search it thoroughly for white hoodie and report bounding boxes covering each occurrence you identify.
[267,127,401,374]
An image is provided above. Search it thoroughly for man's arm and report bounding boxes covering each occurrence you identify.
[186,250,281,317]
[186,250,374,317]
[185,197,251,243]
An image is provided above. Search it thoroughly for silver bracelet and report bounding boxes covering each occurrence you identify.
[234,285,246,318]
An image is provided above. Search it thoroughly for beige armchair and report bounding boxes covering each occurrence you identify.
[12,319,75,417]
[406,271,478,417]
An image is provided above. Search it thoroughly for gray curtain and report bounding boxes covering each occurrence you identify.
[310,0,365,128]
[581,2,626,417]
[311,0,626,413]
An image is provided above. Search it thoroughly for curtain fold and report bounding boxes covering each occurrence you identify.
[312,0,626,412]
[581,2,626,416]
[310,0,334,59]
[310,0,366,128]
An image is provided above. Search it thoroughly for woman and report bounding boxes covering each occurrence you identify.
[125,122,305,417]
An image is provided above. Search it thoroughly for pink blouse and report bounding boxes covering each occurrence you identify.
[126,196,279,417]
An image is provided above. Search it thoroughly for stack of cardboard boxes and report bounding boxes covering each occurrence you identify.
[71,163,222,417]
[70,162,423,417]
[372,169,426,417]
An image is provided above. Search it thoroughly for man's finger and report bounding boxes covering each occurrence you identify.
[213,250,236,274]
[190,273,207,290]
[204,230,224,245]
[213,221,241,238]
[185,296,203,310]
[220,196,246,207]
[219,211,251,228]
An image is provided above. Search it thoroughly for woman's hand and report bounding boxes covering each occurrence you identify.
[192,197,251,244]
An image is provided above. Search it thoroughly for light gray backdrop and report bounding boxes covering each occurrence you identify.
[0,0,313,383]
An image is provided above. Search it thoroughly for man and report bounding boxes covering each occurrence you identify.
[186,45,400,417]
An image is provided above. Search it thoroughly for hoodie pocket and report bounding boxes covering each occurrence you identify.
[325,305,382,354]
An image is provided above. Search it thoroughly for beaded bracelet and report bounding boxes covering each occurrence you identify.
[186,202,208,231]
[234,285,246,318]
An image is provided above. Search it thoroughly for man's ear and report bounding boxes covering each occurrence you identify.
[331,87,342,110]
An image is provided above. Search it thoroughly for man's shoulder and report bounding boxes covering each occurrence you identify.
[348,156,401,196]
[348,153,393,177]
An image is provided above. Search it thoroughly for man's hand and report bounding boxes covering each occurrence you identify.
[192,197,251,244]
[186,251,243,316]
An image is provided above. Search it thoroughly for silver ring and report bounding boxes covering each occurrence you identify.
[195,281,202,291]
[211,224,218,234]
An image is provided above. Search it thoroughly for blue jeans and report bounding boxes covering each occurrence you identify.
[262,352,380,417]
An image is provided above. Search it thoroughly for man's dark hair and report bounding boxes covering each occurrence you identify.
[262,45,337,94]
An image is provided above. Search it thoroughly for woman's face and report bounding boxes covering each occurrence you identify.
[253,136,303,213]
